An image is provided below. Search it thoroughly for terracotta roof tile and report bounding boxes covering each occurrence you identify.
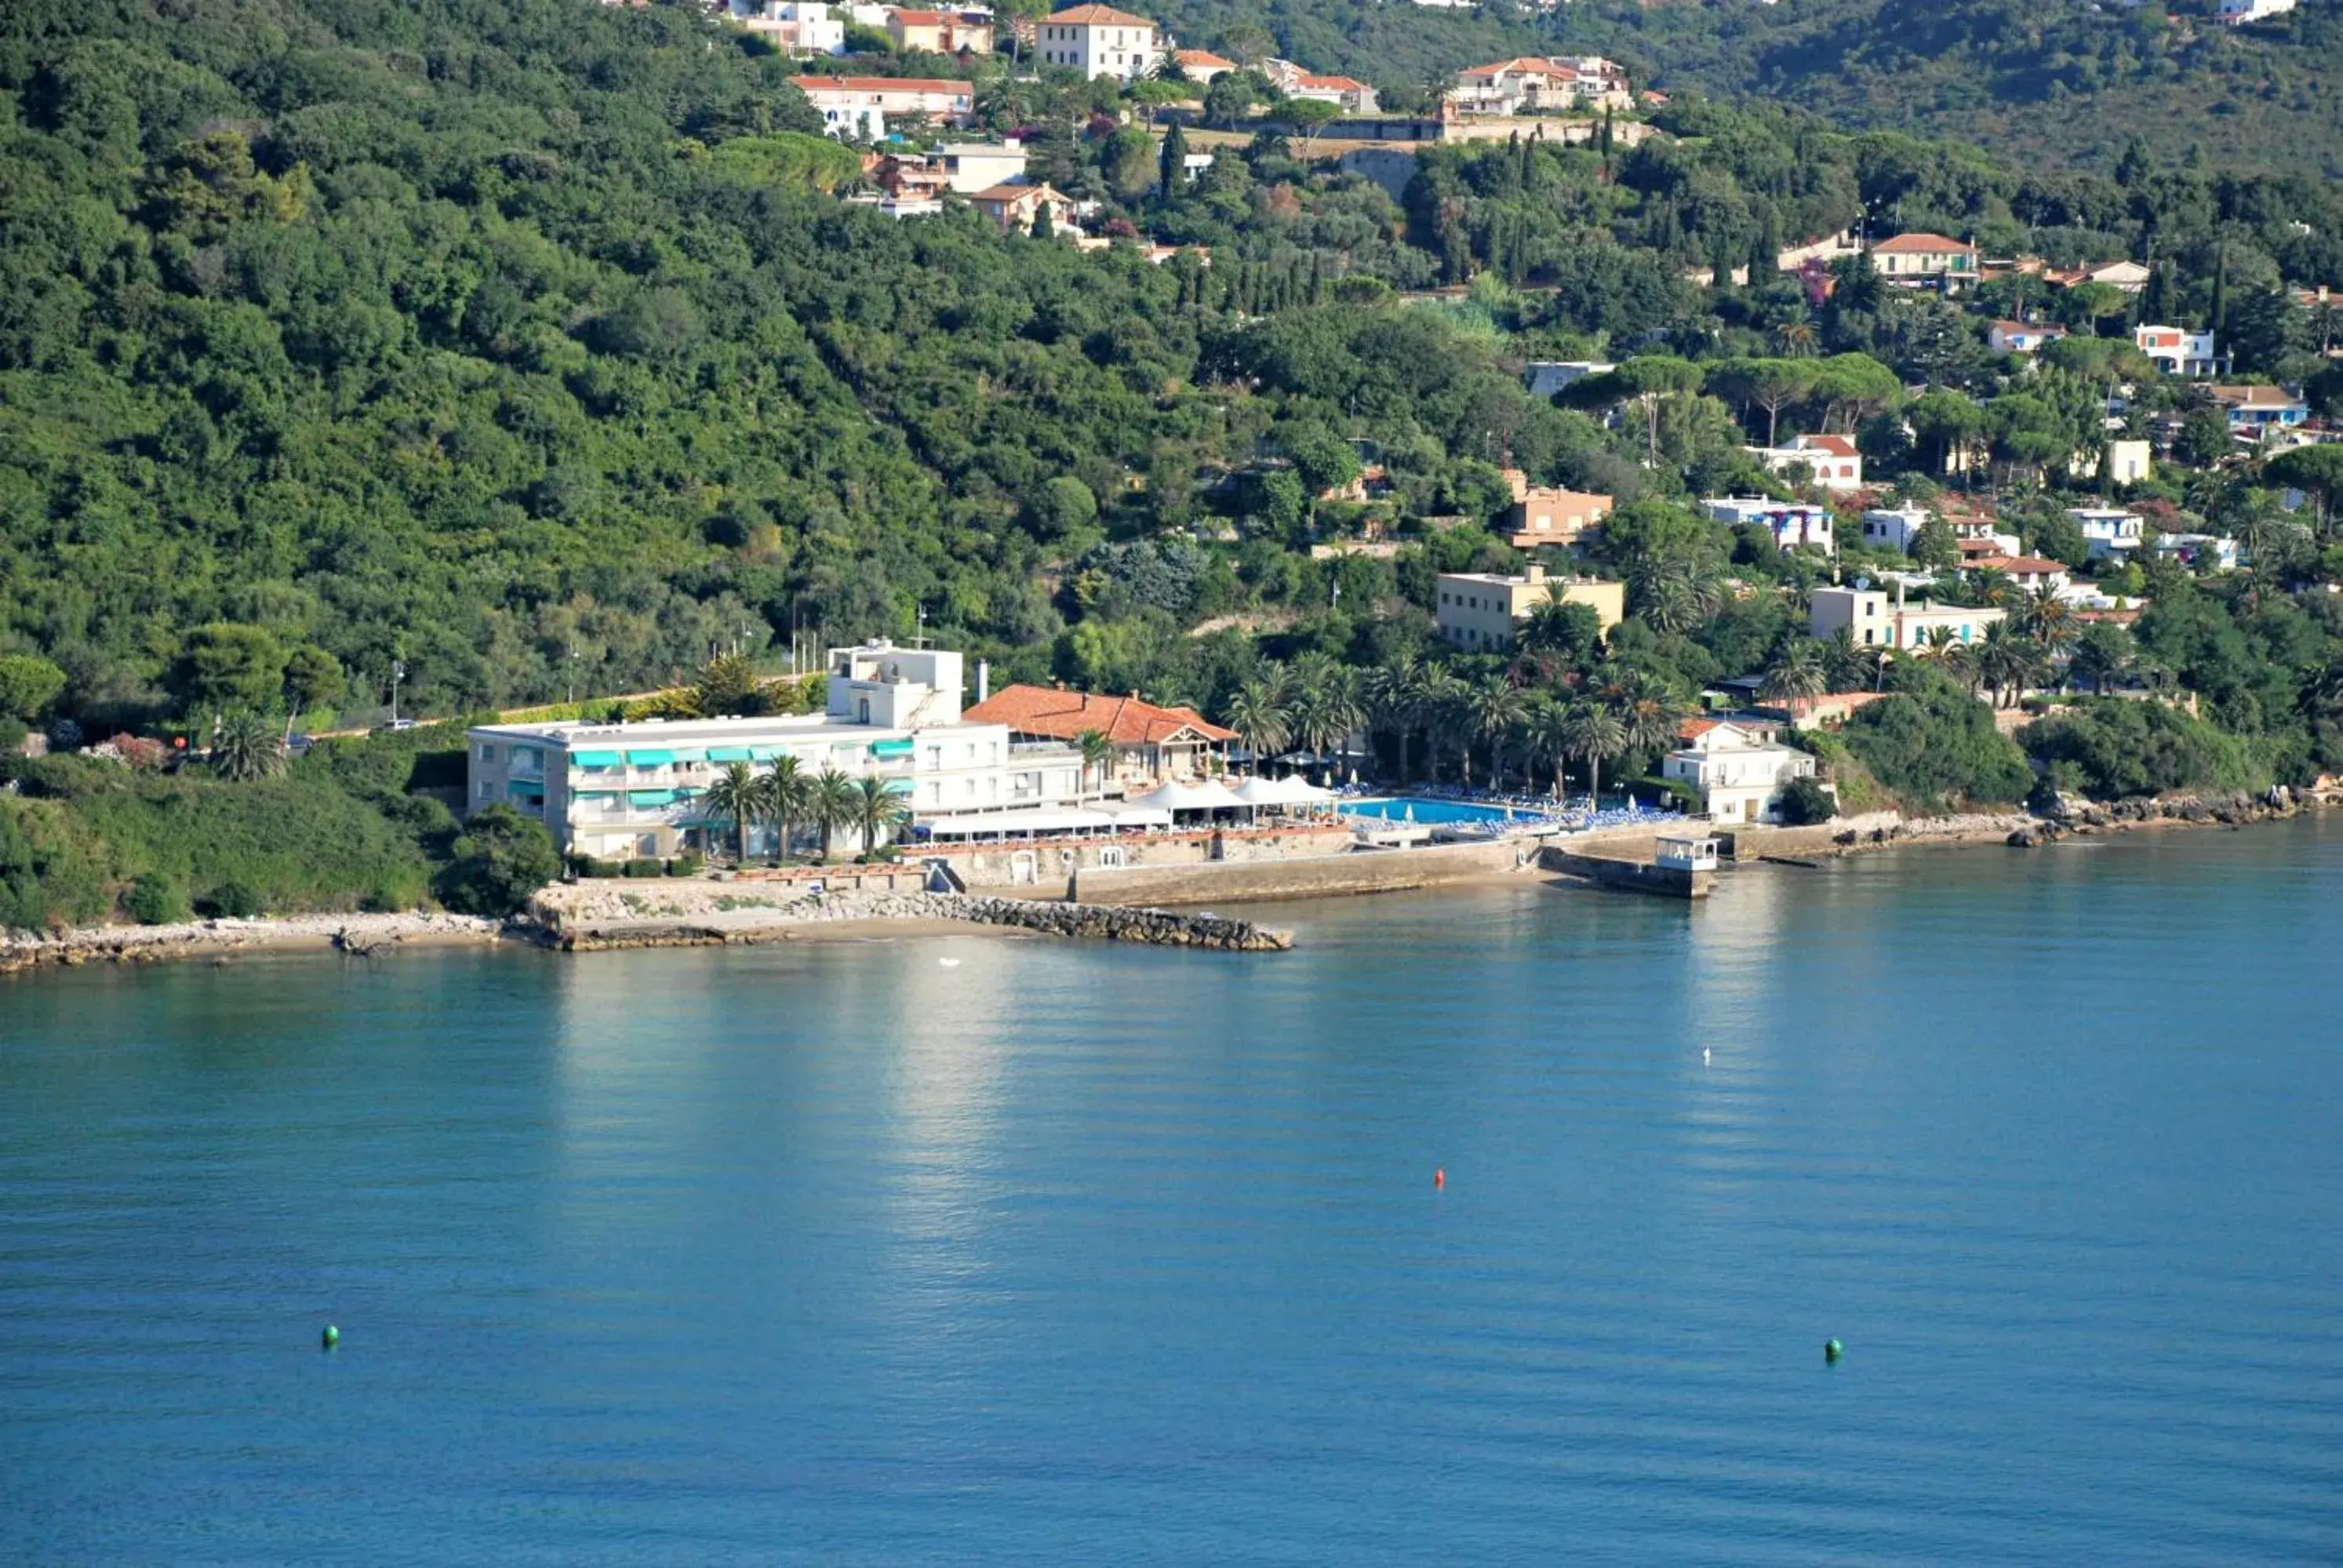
[1873,232,1975,255]
[1045,4,1157,24]
[964,684,1239,745]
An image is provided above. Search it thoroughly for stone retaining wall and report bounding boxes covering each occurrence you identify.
[1068,837,1537,906]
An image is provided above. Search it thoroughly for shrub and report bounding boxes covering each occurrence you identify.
[1778,777,1837,826]
[124,872,188,926]
[433,804,562,917]
[622,859,665,879]
[2017,699,2262,800]
[667,853,703,876]
[0,799,109,932]
[206,882,264,918]
[1841,668,2032,807]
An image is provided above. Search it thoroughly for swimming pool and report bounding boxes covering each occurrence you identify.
[1341,797,1534,825]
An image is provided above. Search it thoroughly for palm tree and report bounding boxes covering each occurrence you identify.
[763,754,808,863]
[1922,625,1960,660]
[1462,674,1527,789]
[1417,668,1469,783]
[1772,312,1820,358]
[1975,621,2033,708]
[702,760,768,863]
[1074,727,1115,797]
[209,710,284,781]
[1366,655,1428,783]
[1288,653,1363,772]
[850,776,909,858]
[2068,622,2133,696]
[1821,626,1867,694]
[1760,638,1831,705]
[807,767,858,862]
[1223,673,1292,773]
[1559,700,1627,804]
[1596,666,1688,761]
[1970,566,2015,607]
[1524,695,1574,799]
[1628,558,1721,636]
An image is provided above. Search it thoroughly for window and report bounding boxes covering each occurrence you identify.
[478,781,495,799]
[478,744,496,762]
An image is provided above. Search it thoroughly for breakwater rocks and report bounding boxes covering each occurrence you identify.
[0,911,506,976]
[539,886,1293,953]
[2006,787,2308,846]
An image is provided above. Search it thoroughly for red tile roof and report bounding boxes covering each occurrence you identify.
[965,684,1239,745]
[1174,48,1234,66]
[1873,232,1975,255]
[891,9,948,23]
[1796,433,1860,457]
[1297,73,1368,91]
[791,75,974,95]
[1679,717,1724,740]
[1046,4,1156,24]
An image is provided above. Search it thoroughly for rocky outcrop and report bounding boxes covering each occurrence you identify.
[539,886,1292,953]
[0,911,505,976]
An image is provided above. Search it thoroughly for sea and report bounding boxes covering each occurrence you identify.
[5,817,2341,1563]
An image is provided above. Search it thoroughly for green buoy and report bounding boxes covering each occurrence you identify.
[322,1324,340,1349]
[1825,1338,1843,1364]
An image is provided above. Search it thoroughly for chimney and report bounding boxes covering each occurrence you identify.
[1894,578,1907,609]
[1526,562,1547,585]
[976,658,989,704]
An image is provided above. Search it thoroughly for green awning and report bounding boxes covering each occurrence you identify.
[625,748,676,766]
[507,780,544,799]
[869,738,915,759]
[573,789,620,799]
[628,789,679,807]
[572,751,621,768]
[707,747,755,762]
[882,777,916,795]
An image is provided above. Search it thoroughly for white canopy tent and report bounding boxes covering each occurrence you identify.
[1127,780,1246,816]
[1230,775,1336,807]
[921,806,1126,839]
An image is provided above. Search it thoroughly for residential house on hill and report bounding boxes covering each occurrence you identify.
[1036,5,1160,82]
[1748,432,1864,492]
[1989,320,2068,355]
[2044,260,2151,293]
[1704,497,1835,552]
[1503,468,1613,550]
[1171,48,1233,83]
[971,180,1075,233]
[1973,555,2070,592]
[2067,505,2145,560]
[791,75,975,136]
[728,1,846,56]
[1810,583,2006,649]
[1871,233,1978,289]
[886,9,995,54]
[1447,56,1630,115]
[2209,384,2310,439]
[1436,562,1625,649]
[2135,324,2226,378]
[962,684,1235,788]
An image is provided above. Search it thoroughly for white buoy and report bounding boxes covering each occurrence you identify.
[938,958,961,968]
[1703,1046,1712,1065]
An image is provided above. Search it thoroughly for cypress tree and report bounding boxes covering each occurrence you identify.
[1031,200,1053,241]
[1308,252,1325,305]
[2209,243,2228,341]
[1159,120,1187,205]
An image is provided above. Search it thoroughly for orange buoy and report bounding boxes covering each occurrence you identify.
[1433,1167,1446,1190]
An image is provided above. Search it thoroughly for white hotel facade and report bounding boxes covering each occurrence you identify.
[464,642,1087,860]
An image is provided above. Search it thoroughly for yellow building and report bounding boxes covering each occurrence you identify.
[1435,563,1624,651]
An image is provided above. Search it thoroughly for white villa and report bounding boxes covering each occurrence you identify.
[2068,505,2146,560]
[1810,583,2006,650]
[464,641,1090,860]
[1747,432,1864,492]
[1704,496,1835,553]
[1664,719,1822,826]
[1035,4,1160,82]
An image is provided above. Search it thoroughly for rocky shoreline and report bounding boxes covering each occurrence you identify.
[0,910,509,976]
[0,886,1291,977]
[539,886,1292,953]
[1815,788,2322,856]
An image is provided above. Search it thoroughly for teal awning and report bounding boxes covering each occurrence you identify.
[626,748,676,766]
[707,747,755,762]
[628,789,679,807]
[572,751,621,768]
[669,748,707,764]
[573,789,620,799]
[507,780,544,799]
[748,745,789,760]
[869,738,915,759]
[882,777,915,795]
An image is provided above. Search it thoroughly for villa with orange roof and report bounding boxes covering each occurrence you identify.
[1036,4,1161,82]
[1447,56,1629,115]
[1871,232,1979,289]
[963,683,1237,787]
[885,8,995,55]
[1171,48,1234,84]
[791,75,976,137]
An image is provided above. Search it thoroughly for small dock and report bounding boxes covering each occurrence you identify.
[1538,833,1717,900]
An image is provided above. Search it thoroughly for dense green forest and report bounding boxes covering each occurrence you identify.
[3,0,2343,929]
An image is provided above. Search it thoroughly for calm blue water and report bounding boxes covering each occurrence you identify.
[1343,796,1528,824]
[6,818,2343,1563]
